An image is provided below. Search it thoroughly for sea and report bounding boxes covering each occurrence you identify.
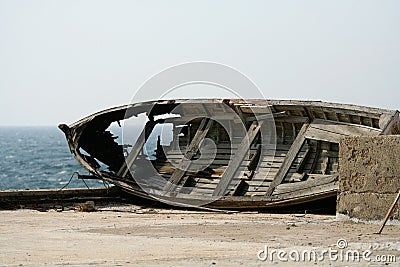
[0,126,96,190]
[0,125,169,190]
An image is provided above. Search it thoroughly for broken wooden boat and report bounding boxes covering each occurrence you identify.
[59,99,400,209]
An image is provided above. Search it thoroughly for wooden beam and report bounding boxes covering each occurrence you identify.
[245,111,286,122]
[272,174,338,196]
[165,114,237,124]
[274,115,308,124]
[117,120,158,178]
[304,119,381,143]
[265,120,311,196]
[267,100,389,119]
[380,110,400,135]
[310,141,321,174]
[163,118,214,192]
[212,121,262,196]
[239,105,272,114]
[229,144,261,194]
[271,174,338,201]
[295,142,311,173]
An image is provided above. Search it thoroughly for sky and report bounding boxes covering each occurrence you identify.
[0,0,399,126]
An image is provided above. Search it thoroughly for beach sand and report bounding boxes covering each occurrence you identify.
[0,205,399,266]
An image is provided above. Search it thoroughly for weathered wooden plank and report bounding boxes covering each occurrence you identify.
[117,120,158,177]
[211,142,297,150]
[235,175,338,199]
[163,118,214,192]
[265,120,311,196]
[272,174,338,196]
[309,141,321,174]
[380,110,400,135]
[245,112,286,122]
[212,121,262,196]
[273,115,308,124]
[239,105,272,114]
[304,119,381,143]
[296,144,311,173]
[165,114,237,124]
[268,100,390,118]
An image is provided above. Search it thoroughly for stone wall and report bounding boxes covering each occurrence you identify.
[337,136,400,220]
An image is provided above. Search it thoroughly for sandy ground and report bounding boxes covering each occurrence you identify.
[0,205,399,267]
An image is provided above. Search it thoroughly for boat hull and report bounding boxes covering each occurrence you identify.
[59,99,399,209]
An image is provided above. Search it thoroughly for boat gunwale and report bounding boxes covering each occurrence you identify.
[66,99,395,130]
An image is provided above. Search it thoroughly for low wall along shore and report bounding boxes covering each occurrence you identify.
[337,136,400,220]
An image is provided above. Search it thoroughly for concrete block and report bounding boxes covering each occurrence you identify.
[337,136,400,220]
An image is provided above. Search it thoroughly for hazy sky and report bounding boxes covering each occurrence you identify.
[1,1,399,126]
